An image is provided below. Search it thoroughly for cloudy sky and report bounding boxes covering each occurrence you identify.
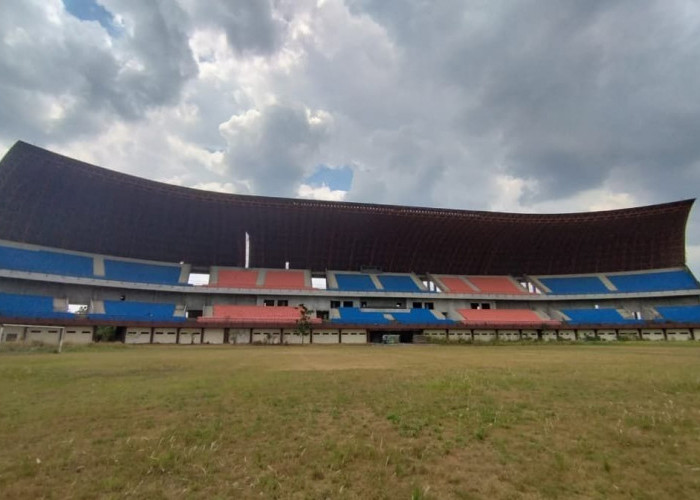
[1,0,699,272]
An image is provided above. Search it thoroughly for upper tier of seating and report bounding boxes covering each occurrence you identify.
[90,301,185,322]
[103,259,182,285]
[376,275,425,293]
[209,268,310,289]
[0,242,185,285]
[655,305,700,323]
[433,275,529,294]
[0,244,93,277]
[264,270,308,289]
[0,292,74,319]
[535,269,699,295]
[333,273,378,292]
[559,308,641,325]
[201,305,321,323]
[215,269,259,288]
[537,275,610,295]
[457,309,559,325]
[607,270,698,293]
[435,276,476,293]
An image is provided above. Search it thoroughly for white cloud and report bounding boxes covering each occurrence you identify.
[297,183,347,201]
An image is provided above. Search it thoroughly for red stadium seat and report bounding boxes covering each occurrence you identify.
[458,308,559,325]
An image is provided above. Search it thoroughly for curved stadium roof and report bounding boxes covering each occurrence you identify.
[0,141,693,275]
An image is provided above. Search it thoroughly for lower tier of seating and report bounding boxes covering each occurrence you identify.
[199,305,322,324]
[560,308,642,325]
[332,308,392,325]
[391,309,455,325]
[457,309,559,325]
[89,301,185,322]
[0,292,74,319]
[655,305,700,323]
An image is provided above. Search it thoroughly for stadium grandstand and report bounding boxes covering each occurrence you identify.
[0,140,699,345]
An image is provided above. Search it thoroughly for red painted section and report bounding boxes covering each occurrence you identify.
[467,276,528,294]
[438,276,476,293]
[215,269,259,287]
[201,305,321,324]
[263,270,308,289]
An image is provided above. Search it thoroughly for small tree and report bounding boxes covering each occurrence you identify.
[295,304,313,344]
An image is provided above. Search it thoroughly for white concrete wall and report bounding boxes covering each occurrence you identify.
[340,329,367,344]
[312,329,340,344]
[473,329,496,342]
[179,328,203,344]
[153,328,177,344]
[448,330,471,342]
[125,328,151,344]
[202,328,224,344]
[596,329,617,341]
[497,330,520,342]
[521,329,538,340]
[423,329,447,342]
[25,327,60,344]
[641,329,665,341]
[252,329,281,344]
[694,329,700,341]
[229,328,251,344]
[541,330,558,342]
[577,329,596,341]
[66,328,93,344]
[1,325,25,342]
[666,329,691,341]
[282,329,310,344]
[618,329,640,340]
[558,329,576,341]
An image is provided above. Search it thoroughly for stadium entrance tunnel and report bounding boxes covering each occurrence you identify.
[369,331,416,344]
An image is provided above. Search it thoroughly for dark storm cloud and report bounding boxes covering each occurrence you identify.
[349,0,700,205]
[0,0,196,142]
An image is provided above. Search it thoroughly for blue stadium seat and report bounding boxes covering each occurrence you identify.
[561,308,641,325]
[0,292,74,319]
[538,276,610,294]
[331,307,390,325]
[103,260,182,285]
[334,274,378,291]
[656,305,700,323]
[392,309,454,325]
[90,301,185,322]
[377,275,424,293]
[0,244,93,277]
[607,270,699,293]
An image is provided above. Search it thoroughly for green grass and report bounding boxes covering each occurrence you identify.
[1,343,700,498]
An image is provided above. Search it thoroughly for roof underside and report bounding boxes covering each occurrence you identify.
[0,141,692,275]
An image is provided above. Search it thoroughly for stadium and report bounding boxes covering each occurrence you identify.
[0,140,699,345]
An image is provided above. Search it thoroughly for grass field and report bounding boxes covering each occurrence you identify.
[1,343,700,499]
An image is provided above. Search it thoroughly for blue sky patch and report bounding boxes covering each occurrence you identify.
[63,0,120,37]
[304,165,353,191]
